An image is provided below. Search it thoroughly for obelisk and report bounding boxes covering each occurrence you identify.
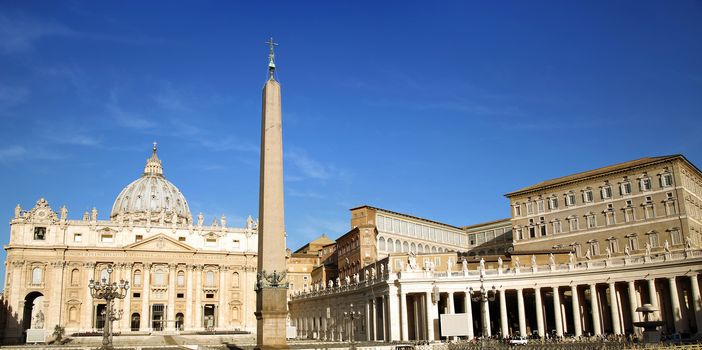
[256,37,288,349]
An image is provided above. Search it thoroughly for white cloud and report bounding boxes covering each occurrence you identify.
[286,149,332,180]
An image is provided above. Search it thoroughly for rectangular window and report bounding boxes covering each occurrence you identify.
[101,234,113,243]
[376,216,385,231]
[670,229,682,245]
[73,233,82,242]
[400,221,407,235]
[590,242,600,256]
[434,257,441,267]
[178,236,186,242]
[392,219,400,233]
[641,178,652,191]
[529,226,536,238]
[514,205,521,217]
[205,238,217,247]
[537,200,545,213]
[566,193,576,206]
[540,225,547,236]
[233,239,240,248]
[587,216,596,228]
[549,198,558,210]
[553,221,561,234]
[583,190,593,203]
[527,202,534,215]
[621,182,632,195]
[628,237,638,251]
[649,233,659,248]
[601,186,612,199]
[177,293,184,299]
[662,174,673,187]
[609,239,618,253]
[135,235,143,242]
[569,218,579,231]
[33,227,46,240]
[133,292,141,298]
[625,208,634,222]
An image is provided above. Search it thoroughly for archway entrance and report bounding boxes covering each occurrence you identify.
[130,313,140,331]
[22,292,44,332]
[204,304,215,329]
[175,313,184,331]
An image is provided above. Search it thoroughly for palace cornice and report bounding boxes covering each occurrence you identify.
[505,156,691,198]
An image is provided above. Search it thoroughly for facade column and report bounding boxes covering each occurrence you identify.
[121,263,133,331]
[609,282,621,334]
[387,288,400,341]
[195,265,203,330]
[185,265,193,330]
[166,264,176,331]
[218,266,227,330]
[571,285,582,337]
[370,298,377,341]
[669,277,685,333]
[499,289,508,337]
[627,280,640,332]
[365,300,371,341]
[553,286,563,337]
[82,262,96,331]
[380,294,387,341]
[425,291,436,341]
[464,292,474,339]
[517,288,526,337]
[534,287,544,338]
[590,284,602,336]
[140,263,151,331]
[48,261,65,331]
[690,274,702,335]
[400,292,409,341]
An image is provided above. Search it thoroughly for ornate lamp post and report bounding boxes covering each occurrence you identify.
[343,303,362,350]
[469,276,496,339]
[88,264,130,350]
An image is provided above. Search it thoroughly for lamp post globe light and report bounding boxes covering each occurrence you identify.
[88,264,130,350]
[343,303,362,350]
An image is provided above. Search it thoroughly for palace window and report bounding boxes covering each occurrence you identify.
[537,200,545,213]
[100,268,109,282]
[608,238,619,253]
[620,181,632,195]
[669,229,682,245]
[71,268,80,286]
[589,241,600,256]
[513,205,521,217]
[101,234,113,243]
[640,177,652,191]
[33,227,46,240]
[74,233,82,242]
[133,270,142,286]
[587,215,596,229]
[527,202,534,215]
[540,225,547,236]
[624,208,635,223]
[178,237,186,242]
[205,271,215,286]
[569,217,579,231]
[177,271,185,286]
[135,235,143,242]
[529,225,536,238]
[627,235,638,251]
[648,232,659,248]
[572,243,582,257]
[661,173,673,187]
[583,189,594,203]
[601,185,612,199]
[205,237,217,247]
[552,220,562,234]
[378,237,386,251]
[548,197,558,210]
[566,192,576,206]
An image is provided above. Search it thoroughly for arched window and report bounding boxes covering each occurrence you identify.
[154,269,166,285]
[177,271,185,286]
[402,241,409,252]
[31,267,43,285]
[387,239,394,253]
[70,268,80,286]
[205,270,215,286]
[395,240,401,252]
[410,242,416,253]
[232,306,240,321]
[419,244,425,253]
[431,246,437,253]
[378,237,386,251]
[232,272,240,288]
[133,270,142,286]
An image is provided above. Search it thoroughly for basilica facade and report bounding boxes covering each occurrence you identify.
[2,146,259,343]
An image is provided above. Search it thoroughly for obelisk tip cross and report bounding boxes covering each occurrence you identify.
[266,37,278,79]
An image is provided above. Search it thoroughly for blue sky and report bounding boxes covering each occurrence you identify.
[1,1,701,277]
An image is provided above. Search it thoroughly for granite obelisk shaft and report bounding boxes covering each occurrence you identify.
[255,76,288,349]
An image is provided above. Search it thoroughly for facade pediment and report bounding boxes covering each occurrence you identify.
[123,234,195,252]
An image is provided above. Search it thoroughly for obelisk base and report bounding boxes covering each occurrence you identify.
[255,288,289,350]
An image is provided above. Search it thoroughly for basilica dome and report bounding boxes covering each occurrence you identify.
[110,145,191,224]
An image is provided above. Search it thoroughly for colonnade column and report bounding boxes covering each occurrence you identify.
[400,292,409,341]
[517,288,526,337]
[425,291,435,341]
[553,286,563,337]
[140,263,151,331]
[482,296,491,337]
[608,282,621,334]
[464,292,474,339]
[534,287,544,338]
[647,279,660,320]
[82,262,96,331]
[380,294,387,341]
[499,289,508,337]
[185,265,193,330]
[590,284,601,336]
[690,274,702,336]
[167,264,176,331]
[366,300,371,341]
[370,299,377,341]
[571,285,582,337]
[121,263,133,331]
[669,277,684,333]
[627,281,640,331]
[387,288,400,341]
